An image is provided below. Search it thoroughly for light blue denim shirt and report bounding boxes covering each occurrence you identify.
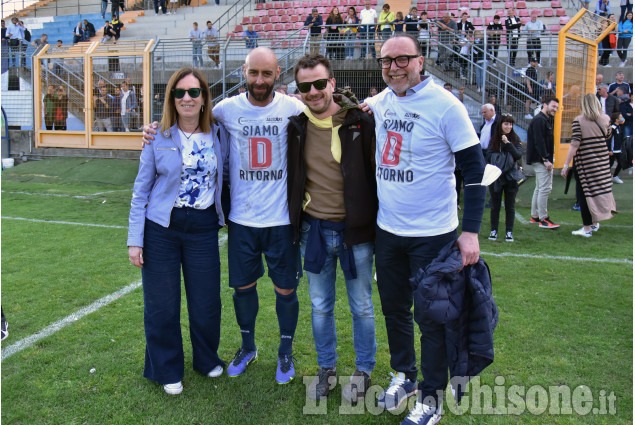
[127,122,229,247]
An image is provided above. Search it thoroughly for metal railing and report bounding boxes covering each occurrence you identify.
[2,0,140,18]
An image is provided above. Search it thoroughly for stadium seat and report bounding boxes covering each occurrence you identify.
[427,4,436,10]
[473,16,483,25]
[459,1,469,7]
[258,9,268,16]
[274,2,283,8]
[284,22,294,29]
[495,9,504,16]
[254,24,264,31]
[264,23,273,30]
[242,16,250,24]
[504,1,513,8]
[427,11,437,18]
[265,2,273,8]
[519,9,529,16]
[482,1,492,8]
[261,16,270,23]
[311,0,319,6]
[295,22,304,29]
[556,9,567,16]
[559,16,570,24]
[549,24,560,33]
[271,15,281,22]
[318,6,325,13]
[280,15,290,22]
[449,2,459,9]
[272,23,282,30]
[551,0,562,6]
[438,2,447,9]
[517,1,526,7]
[284,2,293,8]
[470,2,481,9]
[330,0,338,6]
[256,3,264,9]
[520,17,530,24]
[269,9,277,15]
[302,1,309,6]
[543,8,554,16]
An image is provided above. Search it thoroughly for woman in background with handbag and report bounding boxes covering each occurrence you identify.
[561,93,617,238]
[486,114,523,242]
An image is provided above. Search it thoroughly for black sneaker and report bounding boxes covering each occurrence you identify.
[341,370,371,403]
[505,231,514,242]
[308,367,336,400]
[488,230,497,241]
[0,317,7,341]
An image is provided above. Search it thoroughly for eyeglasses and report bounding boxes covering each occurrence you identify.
[296,78,330,93]
[377,55,420,69]
[172,88,201,99]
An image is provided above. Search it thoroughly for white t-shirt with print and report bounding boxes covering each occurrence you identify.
[364,78,480,237]
[213,92,305,227]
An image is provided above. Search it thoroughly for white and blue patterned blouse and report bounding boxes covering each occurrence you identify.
[174,131,217,209]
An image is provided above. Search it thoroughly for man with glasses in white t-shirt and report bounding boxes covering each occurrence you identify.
[363,34,487,425]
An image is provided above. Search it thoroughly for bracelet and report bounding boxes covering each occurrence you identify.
[563,164,569,169]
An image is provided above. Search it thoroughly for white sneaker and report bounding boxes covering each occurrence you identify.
[488,230,497,241]
[505,231,514,242]
[166,11,171,14]
[164,381,183,395]
[572,228,592,238]
[524,114,533,119]
[619,61,626,67]
[208,365,223,377]
[613,176,624,184]
[590,223,600,232]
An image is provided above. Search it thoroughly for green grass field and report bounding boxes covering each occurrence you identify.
[1,158,633,425]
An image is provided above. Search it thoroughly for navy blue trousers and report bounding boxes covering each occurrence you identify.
[141,206,224,385]
[375,226,457,406]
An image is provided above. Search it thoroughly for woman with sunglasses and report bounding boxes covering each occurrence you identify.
[127,67,227,395]
[485,114,522,242]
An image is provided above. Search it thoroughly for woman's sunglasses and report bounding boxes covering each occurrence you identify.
[172,88,201,99]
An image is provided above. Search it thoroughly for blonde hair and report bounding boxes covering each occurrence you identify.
[160,67,213,134]
[580,93,602,122]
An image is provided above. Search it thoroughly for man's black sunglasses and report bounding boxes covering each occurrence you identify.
[377,55,420,69]
[172,88,202,99]
[296,79,330,93]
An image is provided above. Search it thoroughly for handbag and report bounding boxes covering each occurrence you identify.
[510,165,527,186]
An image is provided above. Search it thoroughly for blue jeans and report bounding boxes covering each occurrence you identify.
[300,219,376,373]
[345,31,357,58]
[192,43,203,67]
[141,206,224,385]
[358,25,376,58]
[101,0,108,18]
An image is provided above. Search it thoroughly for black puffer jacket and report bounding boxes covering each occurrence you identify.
[411,240,498,402]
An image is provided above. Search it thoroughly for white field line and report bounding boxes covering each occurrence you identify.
[514,212,632,228]
[1,280,143,360]
[1,189,131,199]
[2,216,127,229]
[481,251,632,264]
[1,235,229,361]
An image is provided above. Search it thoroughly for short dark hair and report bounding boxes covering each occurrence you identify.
[207,20,211,24]
[541,95,559,105]
[494,14,500,19]
[444,82,452,88]
[294,53,334,80]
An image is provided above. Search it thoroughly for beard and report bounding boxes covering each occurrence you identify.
[247,81,274,102]
[304,91,332,116]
